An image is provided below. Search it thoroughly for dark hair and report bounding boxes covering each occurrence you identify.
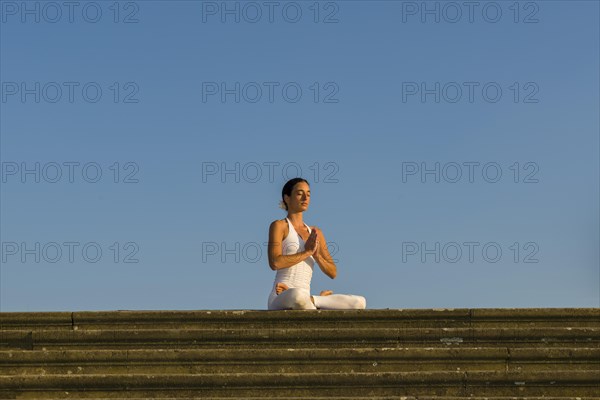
[281,177,309,211]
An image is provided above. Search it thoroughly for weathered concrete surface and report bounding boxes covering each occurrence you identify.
[2,308,598,329]
[0,308,598,398]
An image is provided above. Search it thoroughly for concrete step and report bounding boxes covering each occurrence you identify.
[1,370,599,396]
[1,308,597,398]
[4,398,598,400]
[2,327,598,350]
[9,398,597,400]
[4,395,600,399]
[1,347,598,375]
[2,309,598,331]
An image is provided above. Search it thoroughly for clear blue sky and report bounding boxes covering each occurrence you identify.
[1,0,598,311]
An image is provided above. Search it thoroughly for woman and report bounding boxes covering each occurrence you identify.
[267,177,367,310]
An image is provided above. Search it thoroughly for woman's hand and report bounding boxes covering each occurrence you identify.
[304,229,319,255]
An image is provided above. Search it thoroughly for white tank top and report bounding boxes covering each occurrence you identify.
[272,218,315,291]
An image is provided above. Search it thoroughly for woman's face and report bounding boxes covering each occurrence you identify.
[284,182,310,212]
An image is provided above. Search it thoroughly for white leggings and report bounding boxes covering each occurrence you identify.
[268,287,367,310]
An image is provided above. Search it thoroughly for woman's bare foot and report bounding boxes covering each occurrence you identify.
[275,282,289,295]
[311,290,333,306]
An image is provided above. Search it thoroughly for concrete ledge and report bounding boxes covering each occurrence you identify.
[0,371,599,397]
[1,370,599,388]
[1,327,598,349]
[1,308,597,399]
[2,347,598,363]
[1,347,597,376]
[2,308,598,328]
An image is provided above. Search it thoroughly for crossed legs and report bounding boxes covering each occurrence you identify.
[269,283,367,310]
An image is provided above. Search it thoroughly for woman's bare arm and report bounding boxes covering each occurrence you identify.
[268,220,313,271]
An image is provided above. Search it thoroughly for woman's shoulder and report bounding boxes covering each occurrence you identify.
[269,218,288,229]
[269,219,289,239]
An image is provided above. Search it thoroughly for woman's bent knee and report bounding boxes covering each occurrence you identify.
[288,288,314,310]
[271,288,314,310]
[354,295,367,309]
